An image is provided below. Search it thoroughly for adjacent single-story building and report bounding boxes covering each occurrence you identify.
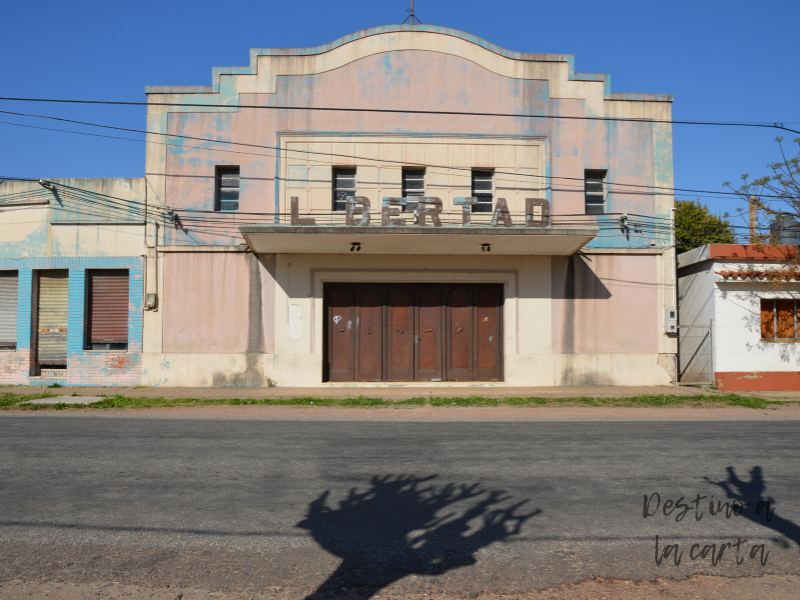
[0,178,145,386]
[677,243,800,391]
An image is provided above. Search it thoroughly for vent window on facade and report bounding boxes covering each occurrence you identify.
[333,167,357,212]
[761,299,798,340]
[87,270,129,350]
[0,271,18,350]
[585,170,607,215]
[471,169,494,213]
[215,166,240,212]
[402,168,425,211]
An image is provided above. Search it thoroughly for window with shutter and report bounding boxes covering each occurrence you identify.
[332,167,356,212]
[0,272,18,349]
[760,298,799,340]
[471,170,493,213]
[215,166,240,212]
[87,270,129,350]
[585,170,607,215]
[402,169,425,212]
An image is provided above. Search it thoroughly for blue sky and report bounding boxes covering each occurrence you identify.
[1,0,797,231]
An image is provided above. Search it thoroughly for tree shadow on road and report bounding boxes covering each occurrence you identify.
[296,474,540,600]
[704,466,800,550]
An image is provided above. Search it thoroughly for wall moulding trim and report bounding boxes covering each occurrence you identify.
[51,221,146,226]
[157,245,250,253]
[0,256,143,270]
[580,248,665,255]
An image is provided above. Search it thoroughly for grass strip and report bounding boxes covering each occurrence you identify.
[0,392,779,411]
[0,392,58,408]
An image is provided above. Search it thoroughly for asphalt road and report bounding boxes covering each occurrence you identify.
[1,415,799,598]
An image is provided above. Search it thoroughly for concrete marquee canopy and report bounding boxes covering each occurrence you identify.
[239,225,598,255]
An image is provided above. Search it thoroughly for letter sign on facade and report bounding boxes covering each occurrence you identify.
[346,196,371,226]
[525,198,551,228]
[290,196,316,226]
[381,197,407,227]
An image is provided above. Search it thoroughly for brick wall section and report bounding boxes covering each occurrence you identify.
[0,259,144,387]
[0,351,30,384]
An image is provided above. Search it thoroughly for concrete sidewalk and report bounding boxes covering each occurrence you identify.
[2,384,718,400]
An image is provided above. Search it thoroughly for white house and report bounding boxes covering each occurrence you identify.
[677,243,800,390]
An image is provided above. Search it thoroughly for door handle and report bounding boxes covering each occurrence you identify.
[414,335,419,344]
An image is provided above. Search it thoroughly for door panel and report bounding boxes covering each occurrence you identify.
[37,271,69,366]
[475,285,502,381]
[387,285,414,381]
[327,285,355,381]
[355,285,383,381]
[324,282,503,382]
[415,286,443,381]
[446,286,473,381]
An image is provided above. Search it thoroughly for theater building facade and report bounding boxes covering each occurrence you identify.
[0,24,677,388]
[138,24,678,387]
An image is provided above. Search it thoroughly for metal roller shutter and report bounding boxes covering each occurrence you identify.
[88,270,129,344]
[0,272,18,348]
[37,271,69,364]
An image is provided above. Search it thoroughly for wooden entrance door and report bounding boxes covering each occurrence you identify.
[324,283,503,382]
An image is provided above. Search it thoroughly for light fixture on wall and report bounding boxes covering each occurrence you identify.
[38,179,52,189]
[350,242,362,252]
[481,243,491,253]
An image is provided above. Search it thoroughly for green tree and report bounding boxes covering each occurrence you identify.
[723,137,800,285]
[674,199,736,254]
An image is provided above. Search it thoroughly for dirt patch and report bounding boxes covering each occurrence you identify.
[1,574,799,599]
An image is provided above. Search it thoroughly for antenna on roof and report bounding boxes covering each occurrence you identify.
[402,0,422,24]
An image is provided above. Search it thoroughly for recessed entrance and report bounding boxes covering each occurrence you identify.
[323,283,503,382]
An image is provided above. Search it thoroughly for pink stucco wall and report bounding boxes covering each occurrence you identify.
[551,254,659,354]
[161,49,658,245]
[162,252,275,354]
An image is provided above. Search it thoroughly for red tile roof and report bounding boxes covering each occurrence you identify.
[709,244,798,260]
[716,269,800,281]
[716,270,769,280]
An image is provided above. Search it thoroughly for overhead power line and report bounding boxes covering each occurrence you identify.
[0,96,798,135]
[0,110,789,203]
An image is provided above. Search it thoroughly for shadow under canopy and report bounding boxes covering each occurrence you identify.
[296,474,540,599]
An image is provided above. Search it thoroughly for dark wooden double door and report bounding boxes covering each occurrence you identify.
[324,283,503,382]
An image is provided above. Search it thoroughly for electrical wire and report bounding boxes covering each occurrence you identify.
[0,96,798,135]
[0,110,791,203]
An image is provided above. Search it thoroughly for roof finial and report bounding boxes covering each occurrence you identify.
[402,0,422,24]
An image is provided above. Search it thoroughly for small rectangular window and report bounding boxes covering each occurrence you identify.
[402,168,425,211]
[215,166,240,212]
[471,169,493,213]
[333,167,356,212]
[86,270,129,351]
[585,169,607,215]
[761,299,799,339]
